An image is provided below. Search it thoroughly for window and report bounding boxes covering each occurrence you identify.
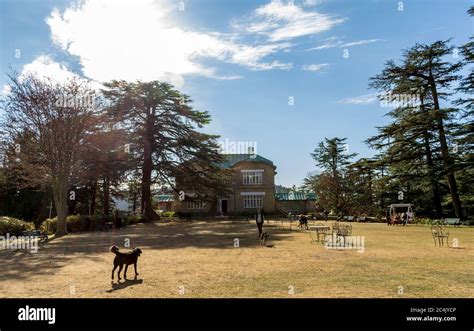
[243,195,263,208]
[187,200,206,209]
[242,171,263,185]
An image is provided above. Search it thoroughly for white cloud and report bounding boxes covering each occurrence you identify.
[2,55,103,95]
[20,55,104,90]
[302,0,322,7]
[307,40,343,50]
[1,84,12,96]
[308,38,380,51]
[225,42,293,70]
[42,0,296,88]
[21,55,79,83]
[339,39,379,48]
[302,63,328,71]
[235,0,344,42]
[338,93,378,105]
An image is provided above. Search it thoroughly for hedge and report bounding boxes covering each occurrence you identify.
[0,217,35,236]
[40,214,146,234]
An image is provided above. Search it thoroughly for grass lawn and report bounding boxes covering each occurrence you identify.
[0,220,472,298]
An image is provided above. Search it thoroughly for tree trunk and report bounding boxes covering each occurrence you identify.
[103,177,110,216]
[141,127,159,221]
[429,78,464,219]
[68,185,77,215]
[420,98,443,218]
[90,180,97,215]
[53,177,68,236]
[422,131,443,218]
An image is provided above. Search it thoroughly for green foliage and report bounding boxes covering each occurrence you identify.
[40,214,147,234]
[41,218,57,234]
[124,213,143,225]
[0,216,35,236]
[102,80,233,221]
[305,137,357,215]
[367,40,471,220]
[161,211,175,218]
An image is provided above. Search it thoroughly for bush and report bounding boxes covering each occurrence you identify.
[0,217,35,236]
[40,213,148,234]
[125,214,142,225]
[41,215,96,233]
[161,211,175,218]
[41,218,57,234]
[67,214,84,232]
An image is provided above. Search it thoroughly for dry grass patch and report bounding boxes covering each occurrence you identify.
[0,220,472,298]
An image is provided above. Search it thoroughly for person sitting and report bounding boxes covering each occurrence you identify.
[298,214,309,230]
[402,212,408,225]
[394,213,401,224]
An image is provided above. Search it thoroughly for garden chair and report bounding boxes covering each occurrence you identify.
[335,223,352,245]
[431,225,449,247]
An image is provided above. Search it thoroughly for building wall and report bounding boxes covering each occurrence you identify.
[173,160,276,215]
[172,199,216,215]
[231,161,276,213]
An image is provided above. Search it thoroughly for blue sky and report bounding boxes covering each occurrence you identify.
[0,0,472,187]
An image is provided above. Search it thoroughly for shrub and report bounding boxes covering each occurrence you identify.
[40,213,148,234]
[41,218,57,234]
[0,217,35,236]
[41,215,91,234]
[67,214,84,232]
[125,214,142,225]
[161,211,175,218]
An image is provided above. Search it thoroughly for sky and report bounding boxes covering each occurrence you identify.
[0,0,472,187]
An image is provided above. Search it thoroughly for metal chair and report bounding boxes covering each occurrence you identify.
[431,225,449,247]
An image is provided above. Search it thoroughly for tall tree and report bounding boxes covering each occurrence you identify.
[305,137,356,215]
[79,127,131,216]
[369,40,464,218]
[102,81,231,221]
[1,72,98,235]
[367,81,445,217]
[453,6,474,218]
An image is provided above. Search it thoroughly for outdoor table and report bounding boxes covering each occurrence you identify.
[309,225,331,243]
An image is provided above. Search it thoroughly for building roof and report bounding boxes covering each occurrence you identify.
[157,194,174,202]
[220,154,275,168]
[276,191,316,201]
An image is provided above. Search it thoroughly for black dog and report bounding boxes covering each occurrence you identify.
[260,232,270,246]
[110,245,142,282]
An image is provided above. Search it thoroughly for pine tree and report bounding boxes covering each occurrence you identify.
[369,40,464,218]
[102,80,231,221]
[306,137,356,215]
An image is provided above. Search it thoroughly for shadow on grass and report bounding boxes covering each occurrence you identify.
[106,277,143,292]
[0,220,292,280]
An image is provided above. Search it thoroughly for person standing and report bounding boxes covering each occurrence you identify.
[256,209,265,237]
